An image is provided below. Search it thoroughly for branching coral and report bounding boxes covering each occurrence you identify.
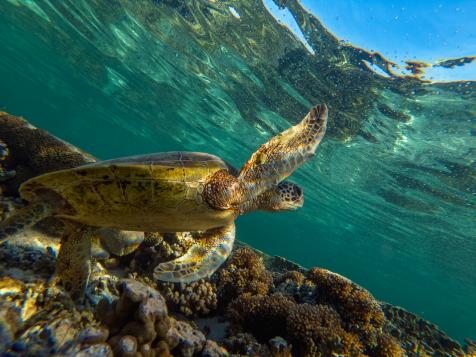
[228,293,294,339]
[222,332,271,356]
[227,292,365,357]
[159,279,217,317]
[286,303,364,357]
[217,247,272,306]
[273,270,316,304]
[273,270,305,286]
[220,254,383,356]
[306,268,385,347]
[367,333,405,357]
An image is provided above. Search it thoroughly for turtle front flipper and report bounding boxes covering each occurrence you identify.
[238,104,328,196]
[0,200,54,242]
[56,221,93,300]
[154,223,235,283]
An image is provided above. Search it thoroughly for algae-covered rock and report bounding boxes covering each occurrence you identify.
[0,276,98,356]
[97,278,170,348]
[77,325,110,345]
[0,111,94,197]
[75,343,114,357]
[202,340,229,357]
[165,319,206,357]
[113,335,138,357]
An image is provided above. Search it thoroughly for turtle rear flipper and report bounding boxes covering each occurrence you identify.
[56,221,92,300]
[238,104,327,196]
[154,223,235,283]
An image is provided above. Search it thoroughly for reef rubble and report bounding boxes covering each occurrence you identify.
[0,112,474,356]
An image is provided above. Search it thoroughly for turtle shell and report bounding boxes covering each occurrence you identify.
[19,152,235,232]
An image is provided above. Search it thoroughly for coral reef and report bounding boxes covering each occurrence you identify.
[0,125,471,357]
[306,268,386,347]
[274,270,306,286]
[367,334,405,357]
[217,247,272,306]
[165,318,206,356]
[225,257,407,357]
[227,292,365,356]
[222,332,271,356]
[286,303,364,356]
[273,270,316,305]
[228,293,294,340]
[465,339,476,357]
[382,303,467,357]
[1,231,473,357]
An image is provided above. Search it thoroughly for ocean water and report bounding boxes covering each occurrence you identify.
[0,0,474,343]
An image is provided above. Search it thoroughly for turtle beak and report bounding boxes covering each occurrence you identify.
[288,194,304,210]
[292,195,304,208]
[289,185,304,209]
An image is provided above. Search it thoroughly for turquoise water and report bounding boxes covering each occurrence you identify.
[0,0,474,342]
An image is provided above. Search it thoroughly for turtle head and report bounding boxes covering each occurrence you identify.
[261,181,304,211]
[235,181,304,214]
[204,104,327,211]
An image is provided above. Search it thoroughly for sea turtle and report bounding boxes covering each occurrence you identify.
[0,104,328,298]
